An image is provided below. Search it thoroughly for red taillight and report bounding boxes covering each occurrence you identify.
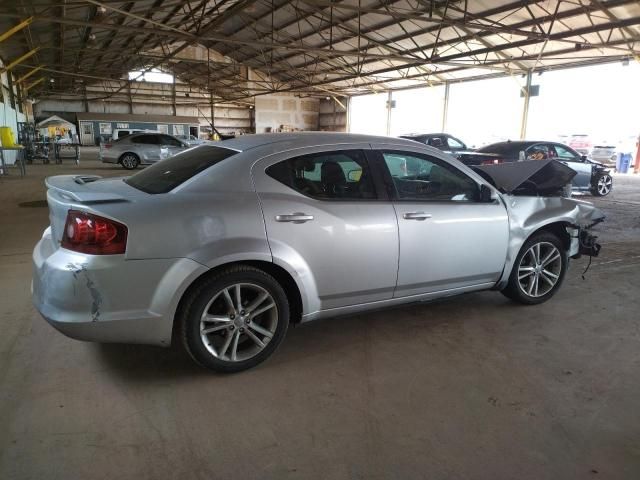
[61,210,127,255]
[482,158,503,165]
[103,144,112,149]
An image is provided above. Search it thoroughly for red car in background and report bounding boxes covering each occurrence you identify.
[567,134,593,156]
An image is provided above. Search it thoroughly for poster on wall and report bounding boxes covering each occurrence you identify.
[173,124,184,136]
[99,123,112,134]
[157,124,169,134]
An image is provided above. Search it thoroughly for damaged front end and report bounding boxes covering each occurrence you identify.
[476,160,605,288]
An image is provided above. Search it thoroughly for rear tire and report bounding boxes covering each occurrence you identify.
[179,265,289,373]
[501,231,568,305]
[120,153,140,170]
[591,173,612,196]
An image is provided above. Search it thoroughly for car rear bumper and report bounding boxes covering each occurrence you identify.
[32,228,208,346]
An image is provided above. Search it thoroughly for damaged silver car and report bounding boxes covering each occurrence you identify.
[32,133,604,372]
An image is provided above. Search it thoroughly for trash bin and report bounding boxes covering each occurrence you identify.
[0,126,17,147]
[619,153,632,174]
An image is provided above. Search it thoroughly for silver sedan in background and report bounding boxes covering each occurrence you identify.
[33,133,604,372]
[100,132,189,169]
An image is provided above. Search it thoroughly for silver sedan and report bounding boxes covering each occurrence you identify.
[100,132,189,169]
[33,133,604,372]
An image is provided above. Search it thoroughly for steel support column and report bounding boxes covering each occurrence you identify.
[520,70,532,140]
[442,82,450,132]
[386,90,392,136]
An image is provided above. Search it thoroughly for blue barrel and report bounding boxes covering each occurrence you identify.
[619,153,631,174]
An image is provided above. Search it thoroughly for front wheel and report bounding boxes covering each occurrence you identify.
[591,173,612,196]
[179,265,289,373]
[502,232,568,305]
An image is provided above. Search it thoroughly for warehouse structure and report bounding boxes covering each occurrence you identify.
[2,1,638,140]
[1,2,640,479]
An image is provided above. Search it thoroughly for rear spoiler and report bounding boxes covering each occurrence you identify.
[45,175,128,203]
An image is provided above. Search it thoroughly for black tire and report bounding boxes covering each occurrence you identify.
[501,231,568,305]
[119,153,140,170]
[179,265,289,373]
[590,173,612,196]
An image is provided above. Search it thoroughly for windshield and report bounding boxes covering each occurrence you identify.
[125,145,237,194]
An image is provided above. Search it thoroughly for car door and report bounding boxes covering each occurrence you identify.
[371,145,509,297]
[129,134,161,162]
[253,145,399,311]
[159,134,186,159]
[548,143,592,188]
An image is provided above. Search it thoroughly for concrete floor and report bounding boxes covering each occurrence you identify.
[1,149,639,479]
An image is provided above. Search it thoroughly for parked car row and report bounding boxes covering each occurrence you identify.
[403,133,613,197]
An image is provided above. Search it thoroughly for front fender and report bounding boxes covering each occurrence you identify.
[496,195,604,289]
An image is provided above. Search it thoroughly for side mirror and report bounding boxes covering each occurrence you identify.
[518,151,526,162]
[479,184,493,202]
[580,155,588,162]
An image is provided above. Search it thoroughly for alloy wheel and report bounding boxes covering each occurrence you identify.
[517,242,562,298]
[597,175,612,196]
[121,154,138,169]
[200,283,278,362]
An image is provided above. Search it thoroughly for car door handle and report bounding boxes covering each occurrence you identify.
[403,212,432,220]
[275,213,314,223]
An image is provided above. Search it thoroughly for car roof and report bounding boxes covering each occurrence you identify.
[214,132,420,152]
[400,133,448,138]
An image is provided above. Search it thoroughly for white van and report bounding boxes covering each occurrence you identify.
[112,129,160,141]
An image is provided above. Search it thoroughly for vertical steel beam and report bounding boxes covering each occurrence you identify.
[520,70,532,139]
[386,90,392,135]
[127,82,133,113]
[441,82,450,132]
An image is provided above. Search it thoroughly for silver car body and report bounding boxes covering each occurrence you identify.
[100,132,188,165]
[176,134,207,146]
[33,133,603,346]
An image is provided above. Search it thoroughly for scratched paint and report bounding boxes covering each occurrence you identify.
[65,263,103,321]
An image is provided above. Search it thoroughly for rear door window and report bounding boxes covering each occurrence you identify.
[160,134,183,146]
[266,150,376,200]
[125,146,237,194]
[131,134,159,145]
